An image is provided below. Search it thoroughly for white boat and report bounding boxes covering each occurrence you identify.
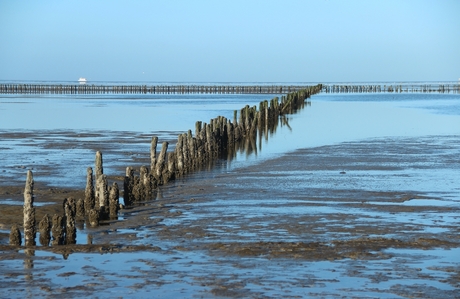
[78,77,87,84]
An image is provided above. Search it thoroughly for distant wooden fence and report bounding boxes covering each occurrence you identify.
[0,84,306,95]
[1,83,458,95]
[321,83,460,94]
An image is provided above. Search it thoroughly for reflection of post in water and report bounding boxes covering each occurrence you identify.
[24,248,35,282]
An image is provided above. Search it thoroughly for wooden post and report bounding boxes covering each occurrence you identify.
[97,174,109,219]
[95,151,103,181]
[84,167,95,214]
[140,166,150,200]
[150,137,158,172]
[155,142,168,183]
[109,182,120,218]
[38,214,51,246]
[9,225,21,246]
[123,167,134,206]
[88,209,100,227]
[166,152,176,183]
[64,198,77,245]
[23,170,35,246]
[51,214,65,245]
[76,198,85,219]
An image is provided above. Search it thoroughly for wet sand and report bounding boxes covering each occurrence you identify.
[0,130,459,298]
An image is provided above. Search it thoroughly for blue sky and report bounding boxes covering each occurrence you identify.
[1,0,459,82]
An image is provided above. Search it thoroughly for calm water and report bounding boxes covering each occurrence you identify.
[1,89,459,185]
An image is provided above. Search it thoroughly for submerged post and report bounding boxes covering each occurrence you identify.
[23,170,36,246]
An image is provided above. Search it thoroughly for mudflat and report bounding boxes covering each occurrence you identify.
[0,130,459,298]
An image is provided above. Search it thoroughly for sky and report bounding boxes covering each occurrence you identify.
[0,0,459,83]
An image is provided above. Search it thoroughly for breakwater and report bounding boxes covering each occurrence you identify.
[1,82,459,95]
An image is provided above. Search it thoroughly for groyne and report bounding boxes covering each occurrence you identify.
[1,83,458,94]
[10,85,323,247]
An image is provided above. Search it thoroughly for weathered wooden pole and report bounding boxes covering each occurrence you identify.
[123,166,134,206]
[9,224,22,246]
[139,166,150,200]
[166,152,176,183]
[88,209,100,227]
[97,174,109,218]
[155,141,168,183]
[38,214,51,246]
[64,198,77,245]
[51,214,65,245]
[176,134,185,175]
[23,170,36,246]
[150,136,158,172]
[109,182,120,218]
[84,167,95,213]
[95,151,103,201]
[76,198,85,219]
[95,151,103,181]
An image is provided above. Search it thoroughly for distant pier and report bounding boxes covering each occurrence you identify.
[0,83,459,95]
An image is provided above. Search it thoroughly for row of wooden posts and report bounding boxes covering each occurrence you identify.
[9,85,323,247]
[0,84,309,95]
[1,83,458,95]
[322,83,460,93]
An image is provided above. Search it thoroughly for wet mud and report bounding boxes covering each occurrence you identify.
[0,131,459,298]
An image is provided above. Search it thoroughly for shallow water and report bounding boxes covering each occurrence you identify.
[1,92,459,188]
[1,90,460,298]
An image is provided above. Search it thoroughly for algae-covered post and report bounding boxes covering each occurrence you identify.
[24,170,36,246]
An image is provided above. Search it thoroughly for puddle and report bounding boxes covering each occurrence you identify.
[0,199,55,206]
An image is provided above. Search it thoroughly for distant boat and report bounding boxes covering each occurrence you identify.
[78,77,87,84]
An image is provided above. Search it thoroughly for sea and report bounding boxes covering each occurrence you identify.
[0,81,459,188]
[0,81,459,298]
